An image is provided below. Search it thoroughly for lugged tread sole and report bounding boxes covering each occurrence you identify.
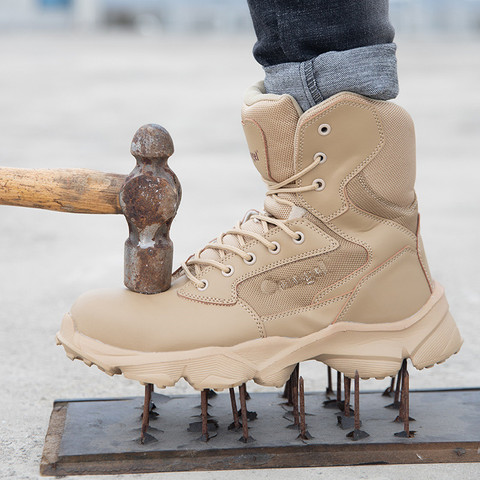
[56,282,462,390]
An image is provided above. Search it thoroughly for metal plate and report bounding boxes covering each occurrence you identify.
[40,389,480,476]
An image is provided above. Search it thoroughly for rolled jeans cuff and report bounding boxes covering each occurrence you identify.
[263,44,399,112]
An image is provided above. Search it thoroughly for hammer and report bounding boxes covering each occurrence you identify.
[0,124,181,294]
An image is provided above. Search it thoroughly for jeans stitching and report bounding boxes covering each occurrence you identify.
[303,59,324,105]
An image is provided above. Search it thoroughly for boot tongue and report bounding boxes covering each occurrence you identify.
[264,194,306,220]
[197,85,304,265]
[241,84,302,183]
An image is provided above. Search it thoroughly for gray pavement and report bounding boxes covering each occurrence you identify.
[0,32,479,479]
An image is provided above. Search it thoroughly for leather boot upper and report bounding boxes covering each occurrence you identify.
[70,83,433,352]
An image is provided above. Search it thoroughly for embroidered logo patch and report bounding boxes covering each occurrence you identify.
[260,262,328,294]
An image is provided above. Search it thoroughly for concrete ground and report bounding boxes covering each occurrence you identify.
[0,31,479,479]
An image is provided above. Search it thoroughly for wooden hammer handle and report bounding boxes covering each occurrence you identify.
[0,167,126,214]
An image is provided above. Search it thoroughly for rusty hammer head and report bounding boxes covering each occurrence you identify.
[120,124,182,294]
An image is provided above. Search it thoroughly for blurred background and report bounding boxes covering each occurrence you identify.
[0,2,479,479]
[1,0,480,33]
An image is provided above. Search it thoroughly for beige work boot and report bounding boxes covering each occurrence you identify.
[57,82,462,390]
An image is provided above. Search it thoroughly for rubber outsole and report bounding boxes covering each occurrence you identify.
[56,282,463,391]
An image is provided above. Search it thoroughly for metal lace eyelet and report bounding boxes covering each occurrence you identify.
[244,253,256,265]
[222,265,234,277]
[313,178,326,191]
[293,231,305,244]
[268,241,281,254]
[318,124,331,135]
[313,152,327,164]
[197,279,209,291]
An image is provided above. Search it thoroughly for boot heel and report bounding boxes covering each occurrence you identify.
[312,284,463,380]
[411,310,463,370]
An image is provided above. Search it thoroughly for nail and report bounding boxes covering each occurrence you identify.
[140,383,153,444]
[354,372,360,430]
[286,365,299,406]
[344,376,351,417]
[201,389,209,442]
[282,379,291,400]
[228,387,241,430]
[394,365,403,405]
[346,371,369,441]
[292,366,300,426]
[402,364,410,436]
[323,370,343,409]
[336,375,354,430]
[297,377,312,440]
[326,366,334,396]
[395,360,415,438]
[382,376,395,397]
[239,383,254,443]
[336,370,342,404]
[385,365,403,409]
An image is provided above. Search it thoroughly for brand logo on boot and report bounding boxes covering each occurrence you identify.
[250,150,260,162]
[260,262,328,294]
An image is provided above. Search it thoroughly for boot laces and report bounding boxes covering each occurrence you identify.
[181,156,324,289]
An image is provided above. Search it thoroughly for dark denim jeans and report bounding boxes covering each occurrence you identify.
[246,0,399,110]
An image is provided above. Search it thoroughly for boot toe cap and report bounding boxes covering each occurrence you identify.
[67,284,261,353]
[70,287,160,351]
